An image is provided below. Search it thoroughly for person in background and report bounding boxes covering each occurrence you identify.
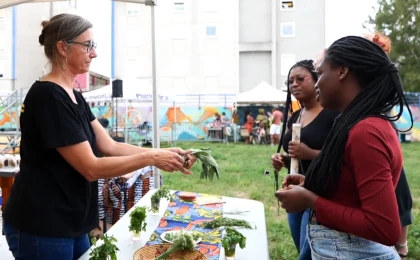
[256,108,269,138]
[2,14,196,260]
[243,110,254,144]
[276,36,412,259]
[271,60,339,260]
[221,112,230,127]
[269,107,283,145]
[365,31,413,259]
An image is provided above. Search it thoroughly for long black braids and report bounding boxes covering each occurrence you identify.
[304,36,414,197]
[274,59,318,190]
[277,59,318,154]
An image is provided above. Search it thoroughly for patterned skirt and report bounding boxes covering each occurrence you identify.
[98,167,161,224]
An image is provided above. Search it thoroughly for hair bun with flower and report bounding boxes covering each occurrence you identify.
[364,32,391,55]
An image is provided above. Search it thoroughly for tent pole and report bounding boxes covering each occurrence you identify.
[150,4,161,188]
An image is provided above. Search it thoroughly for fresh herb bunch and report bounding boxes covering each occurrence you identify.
[89,234,119,260]
[184,148,220,181]
[199,217,252,229]
[151,186,172,204]
[129,206,147,234]
[222,227,246,251]
[156,230,196,260]
[164,231,201,243]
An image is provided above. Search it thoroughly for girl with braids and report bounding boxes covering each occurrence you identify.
[365,31,413,259]
[271,59,339,259]
[275,36,413,259]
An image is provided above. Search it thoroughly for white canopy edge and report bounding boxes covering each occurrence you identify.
[0,0,154,9]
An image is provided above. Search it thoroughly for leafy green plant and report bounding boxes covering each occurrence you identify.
[89,234,119,260]
[129,206,147,234]
[156,230,196,260]
[222,227,246,257]
[184,148,220,181]
[200,217,252,229]
[151,186,172,204]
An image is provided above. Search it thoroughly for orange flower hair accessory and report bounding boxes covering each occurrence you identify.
[364,32,392,55]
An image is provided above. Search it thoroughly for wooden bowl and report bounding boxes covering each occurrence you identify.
[178,192,197,202]
[133,244,206,260]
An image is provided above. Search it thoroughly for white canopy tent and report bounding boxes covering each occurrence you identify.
[0,0,152,9]
[1,0,164,187]
[236,81,288,105]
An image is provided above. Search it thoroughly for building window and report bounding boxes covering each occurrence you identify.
[281,54,296,76]
[280,22,295,37]
[174,2,184,12]
[281,1,295,11]
[205,26,217,37]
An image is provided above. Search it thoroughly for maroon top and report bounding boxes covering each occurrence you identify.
[315,117,402,246]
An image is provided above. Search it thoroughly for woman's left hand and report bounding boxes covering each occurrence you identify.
[166,147,197,169]
[288,141,314,160]
[275,185,318,213]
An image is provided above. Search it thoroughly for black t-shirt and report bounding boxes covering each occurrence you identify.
[282,109,339,175]
[3,81,98,238]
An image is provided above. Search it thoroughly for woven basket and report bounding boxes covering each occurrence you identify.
[133,244,207,260]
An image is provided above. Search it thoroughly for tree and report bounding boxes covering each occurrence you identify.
[367,0,420,91]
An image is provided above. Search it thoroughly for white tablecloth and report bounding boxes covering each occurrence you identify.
[0,235,13,260]
[79,189,269,260]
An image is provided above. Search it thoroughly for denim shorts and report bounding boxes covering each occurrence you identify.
[307,224,400,260]
[4,222,90,260]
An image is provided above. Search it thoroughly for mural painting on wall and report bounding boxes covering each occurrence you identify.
[90,104,233,142]
[0,104,20,130]
[392,105,420,141]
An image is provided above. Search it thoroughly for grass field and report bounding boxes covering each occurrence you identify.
[161,142,420,260]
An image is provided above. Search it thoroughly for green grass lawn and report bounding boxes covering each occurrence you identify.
[161,142,420,260]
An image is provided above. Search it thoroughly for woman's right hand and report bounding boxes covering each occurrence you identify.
[271,153,285,171]
[151,150,191,174]
[282,174,305,189]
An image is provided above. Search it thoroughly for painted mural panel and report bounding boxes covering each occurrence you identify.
[392,105,420,141]
[89,104,232,142]
[4,103,417,142]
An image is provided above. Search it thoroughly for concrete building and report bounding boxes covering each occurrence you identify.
[0,0,326,96]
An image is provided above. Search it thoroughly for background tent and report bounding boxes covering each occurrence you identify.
[236,81,288,104]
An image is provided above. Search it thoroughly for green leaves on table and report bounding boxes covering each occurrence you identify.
[156,230,196,260]
[129,206,147,234]
[222,227,247,250]
[199,217,252,229]
[89,234,119,260]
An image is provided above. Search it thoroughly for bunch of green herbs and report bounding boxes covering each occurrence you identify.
[199,217,252,229]
[156,230,196,260]
[186,148,220,181]
[129,206,147,234]
[89,234,119,260]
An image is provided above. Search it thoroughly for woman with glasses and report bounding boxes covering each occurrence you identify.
[271,60,339,259]
[2,14,196,260]
[276,36,411,259]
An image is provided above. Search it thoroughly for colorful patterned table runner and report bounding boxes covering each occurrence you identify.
[146,191,223,260]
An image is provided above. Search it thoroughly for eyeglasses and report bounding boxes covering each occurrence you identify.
[65,40,97,53]
[285,75,311,86]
